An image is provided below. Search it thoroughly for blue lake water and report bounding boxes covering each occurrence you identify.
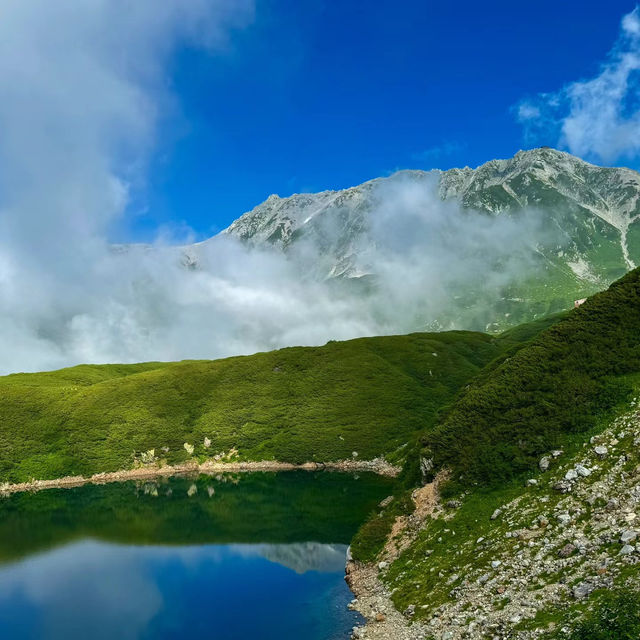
[0,471,392,639]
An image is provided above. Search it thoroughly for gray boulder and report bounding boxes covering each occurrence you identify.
[620,530,637,544]
[572,582,595,599]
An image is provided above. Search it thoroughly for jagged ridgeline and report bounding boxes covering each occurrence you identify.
[194,148,640,330]
[424,266,640,488]
[0,317,559,485]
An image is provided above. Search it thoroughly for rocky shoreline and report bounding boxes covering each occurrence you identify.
[346,559,427,640]
[344,473,450,639]
[0,457,400,496]
[344,405,640,640]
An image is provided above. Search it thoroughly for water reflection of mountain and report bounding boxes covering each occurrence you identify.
[0,472,392,564]
[240,543,348,574]
[0,539,359,640]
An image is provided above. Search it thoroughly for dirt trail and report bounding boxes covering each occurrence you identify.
[383,469,449,561]
[346,470,449,639]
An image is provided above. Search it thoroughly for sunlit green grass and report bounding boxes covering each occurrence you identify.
[0,329,534,483]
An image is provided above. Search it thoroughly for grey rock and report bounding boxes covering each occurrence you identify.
[490,508,503,520]
[420,457,434,480]
[572,582,595,599]
[491,560,502,569]
[575,464,592,477]
[404,604,416,617]
[565,469,578,481]
[620,544,635,555]
[594,445,608,458]
[620,530,637,544]
[539,456,550,472]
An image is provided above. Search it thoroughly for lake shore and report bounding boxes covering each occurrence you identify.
[346,561,426,640]
[0,457,400,496]
[344,472,449,639]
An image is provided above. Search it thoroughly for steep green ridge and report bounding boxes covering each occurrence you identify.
[352,273,636,564]
[424,266,640,487]
[0,329,539,484]
[348,268,640,638]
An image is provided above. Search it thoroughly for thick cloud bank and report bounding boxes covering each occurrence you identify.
[0,181,555,374]
[0,1,559,374]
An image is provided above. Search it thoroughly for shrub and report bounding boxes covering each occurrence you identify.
[424,267,640,487]
[558,589,640,640]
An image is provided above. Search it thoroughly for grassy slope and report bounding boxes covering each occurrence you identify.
[383,390,640,627]
[0,330,521,483]
[349,268,640,635]
[424,266,640,487]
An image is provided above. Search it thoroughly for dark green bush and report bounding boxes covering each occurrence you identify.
[557,589,640,640]
[425,267,640,487]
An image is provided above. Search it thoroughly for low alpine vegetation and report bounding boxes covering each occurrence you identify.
[0,329,533,483]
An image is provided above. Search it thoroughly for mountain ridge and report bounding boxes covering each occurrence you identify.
[220,147,640,277]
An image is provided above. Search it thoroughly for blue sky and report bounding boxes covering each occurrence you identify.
[2,0,639,371]
[136,1,638,239]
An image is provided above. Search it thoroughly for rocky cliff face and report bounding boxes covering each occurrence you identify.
[220,148,640,283]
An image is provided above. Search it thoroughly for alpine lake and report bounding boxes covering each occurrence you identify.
[0,471,393,639]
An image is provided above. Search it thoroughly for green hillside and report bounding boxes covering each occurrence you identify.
[424,265,640,488]
[347,267,640,638]
[0,328,547,484]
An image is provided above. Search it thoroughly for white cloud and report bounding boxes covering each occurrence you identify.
[516,103,541,122]
[0,1,564,375]
[623,7,640,36]
[516,7,640,164]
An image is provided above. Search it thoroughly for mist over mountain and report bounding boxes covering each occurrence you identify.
[189,147,640,330]
[219,147,639,282]
[3,147,639,374]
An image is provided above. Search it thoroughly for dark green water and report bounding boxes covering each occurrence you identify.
[0,471,392,639]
